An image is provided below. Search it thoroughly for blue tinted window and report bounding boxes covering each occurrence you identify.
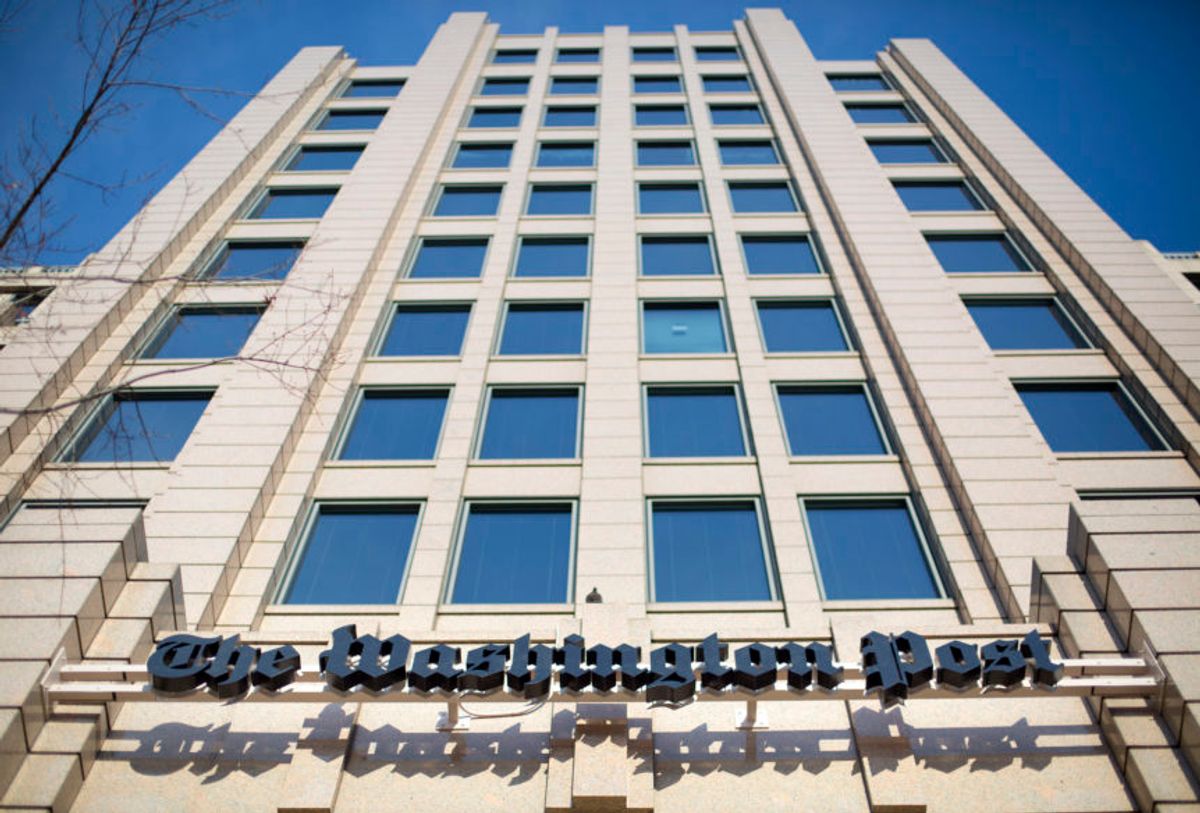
[379,305,470,356]
[741,235,821,275]
[468,107,522,128]
[757,301,848,352]
[633,76,682,94]
[551,77,598,95]
[641,236,714,276]
[481,78,529,96]
[65,391,211,463]
[647,387,745,457]
[643,302,726,354]
[527,184,593,215]
[557,48,600,63]
[806,501,940,600]
[433,186,502,217]
[703,75,752,93]
[1016,383,1164,453]
[285,146,363,171]
[729,182,798,213]
[408,238,488,278]
[284,505,419,604]
[710,104,764,125]
[633,47,676,62]
[695,46,740,62]
[637,141,695,166]
[926,234,1030,273]
[480,388,580,459]
[869,140,945,164]
[247,189,337,219]
[341,80,404,98]
[202,241,303,281]
[339,390,449,460]
[515,237,590,277]
[537,142,595,167]
[544,106,596,127]
[451,504,573,604]
[499,303,585,355]
[652,502,771,602]
[639,183,705,214]
[453,143,512,169]
[895,181,983,212]
[778,385,887,455]
[828,75,889,91]
[635,105,688,126]
[493,49,537,64]
[966,300,1087,351]
[719,140,778,165]
[317,110,385,131]
[846,104,913,124]
[142,307,262,359]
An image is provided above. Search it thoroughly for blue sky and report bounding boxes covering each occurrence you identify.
[0,0,1196,263]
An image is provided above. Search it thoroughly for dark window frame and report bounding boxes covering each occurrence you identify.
[494,300,589,357]
[773,382,893,457]
[642,384,752,459]
[754,297,854,354]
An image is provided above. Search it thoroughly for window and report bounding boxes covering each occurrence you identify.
[827,74,890,92]
[449,503,574,604]
[246,188,337,220]
[282,504,420,604]
[868,140,946,164]
[543,106,597,127]
[636,140,696,166]
[62,390,212,463]
[498,302,585,355]
[926,234,1030,273]
[557,48,600,63]
[316,110,386,131]
[640,236,715,276]
[478,388,580,459]
[285,145,363,172]
[514,237,590,277]
[140,307,263,359]
[338,390,449,460]
[646,386,746,457]
[650,501,773,602]
[695,46,740,62]
[777,385,888,455]
[728,182,799,213]
[0,288,49,323]
[638,182,705,214]
[432,185,502,217]
[642,302,727,354]
[633,46,676,62]
[710,104,764,125]
[536,142,595,167]
[845,103,914,124]
[452,143,513,169]
[341,79,405,98]
[804,500,941,600]
[719,140,779,165]
[526,184,593,216]
[550,76,598,95]
[740,235,822,275]
[1016,383,1165,453]
[468,107,522,128]
[633,76,682,94]
[200,241,303,282]
[635,104,689,126]
[378,305,470,356]
[407,238,489,278]
[703,75,752,93]
[965,299,1088,351]
[480,77,530,96]
[493,49,538,64]
[894,181,983,212]
[757,301,849,352]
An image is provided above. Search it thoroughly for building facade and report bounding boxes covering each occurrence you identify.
[0,8,1197,811]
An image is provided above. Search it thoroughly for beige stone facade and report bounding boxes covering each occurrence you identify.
[0,8,1197,811]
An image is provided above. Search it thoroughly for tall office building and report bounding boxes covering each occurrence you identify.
[0,8,1196,811]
